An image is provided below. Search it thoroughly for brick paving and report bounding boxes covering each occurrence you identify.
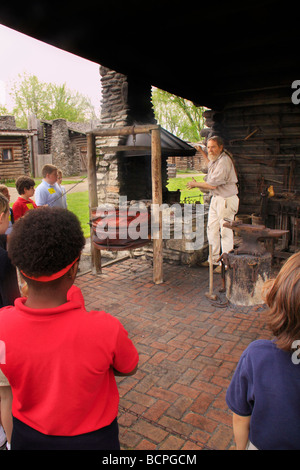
[75,257,272,450]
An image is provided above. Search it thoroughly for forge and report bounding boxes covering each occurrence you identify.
[88,67,209,270]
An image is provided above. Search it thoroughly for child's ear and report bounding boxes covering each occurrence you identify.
[69,260,80,280]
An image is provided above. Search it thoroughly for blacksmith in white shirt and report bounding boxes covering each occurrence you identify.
[187,136,239,272]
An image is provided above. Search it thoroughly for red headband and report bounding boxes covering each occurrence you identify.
[20,257,79,282]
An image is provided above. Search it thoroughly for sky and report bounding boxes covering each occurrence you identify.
[0,24,102,116]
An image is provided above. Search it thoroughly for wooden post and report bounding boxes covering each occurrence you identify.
[28,114,38,177]
[87,133,101,274]
[151,127,163,284]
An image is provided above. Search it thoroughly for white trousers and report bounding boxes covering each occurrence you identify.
[207,195,239,264]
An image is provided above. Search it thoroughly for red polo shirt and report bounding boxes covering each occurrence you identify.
[12,197,37,221]
[0,290,138,436]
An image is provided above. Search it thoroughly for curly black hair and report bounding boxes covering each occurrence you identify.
[8,207,85,278]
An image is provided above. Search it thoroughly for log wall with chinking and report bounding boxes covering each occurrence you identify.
[0,135,30,179]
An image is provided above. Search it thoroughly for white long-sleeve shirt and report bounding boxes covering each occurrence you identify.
[205,152,238,198]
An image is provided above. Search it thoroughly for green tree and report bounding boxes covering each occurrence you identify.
[151,87,205,142]
[9,73,97,128]
[44,83,96,122]
[0,104,10,115]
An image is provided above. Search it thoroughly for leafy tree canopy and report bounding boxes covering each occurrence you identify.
[7,73,97,128]
[151,87,206,142]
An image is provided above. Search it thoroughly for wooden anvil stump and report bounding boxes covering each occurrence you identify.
[224,252,272,306]
[222,219,288,306]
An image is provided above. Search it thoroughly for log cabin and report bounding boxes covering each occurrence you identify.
[0,116,32,180]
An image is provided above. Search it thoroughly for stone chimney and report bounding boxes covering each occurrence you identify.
[96,66,157,204]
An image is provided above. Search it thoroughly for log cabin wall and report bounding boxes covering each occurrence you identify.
[0,116,31,180]
[41,122,52,154]
[205,84,300,252]
[0,135,30,179]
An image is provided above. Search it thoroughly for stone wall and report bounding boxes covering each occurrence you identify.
[0,115,17,129]
[50,118,78,176]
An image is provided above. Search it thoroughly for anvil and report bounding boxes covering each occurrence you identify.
[223,218,289,256]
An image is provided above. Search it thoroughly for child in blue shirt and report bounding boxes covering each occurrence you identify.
[35,164,65,208]
[226,252,300,450]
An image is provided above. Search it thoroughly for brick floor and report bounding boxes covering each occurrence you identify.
[75,257,272,450]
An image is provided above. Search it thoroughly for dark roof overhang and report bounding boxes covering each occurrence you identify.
[122,126,196,158]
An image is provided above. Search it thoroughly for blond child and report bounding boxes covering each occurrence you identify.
[0,184,14,234]
[0,193,15,449]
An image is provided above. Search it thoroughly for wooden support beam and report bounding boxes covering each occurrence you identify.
[151,127,164,284]
[87,133,101,274]
[98,145,151,153]
[87,124,159,137]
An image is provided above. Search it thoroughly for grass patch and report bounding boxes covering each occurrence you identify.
[167,175,205,203]
[176,169,201,174]
[66,191,90,238]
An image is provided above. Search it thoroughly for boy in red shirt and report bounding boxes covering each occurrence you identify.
[12,176,37,221]
[0,207,138,450]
